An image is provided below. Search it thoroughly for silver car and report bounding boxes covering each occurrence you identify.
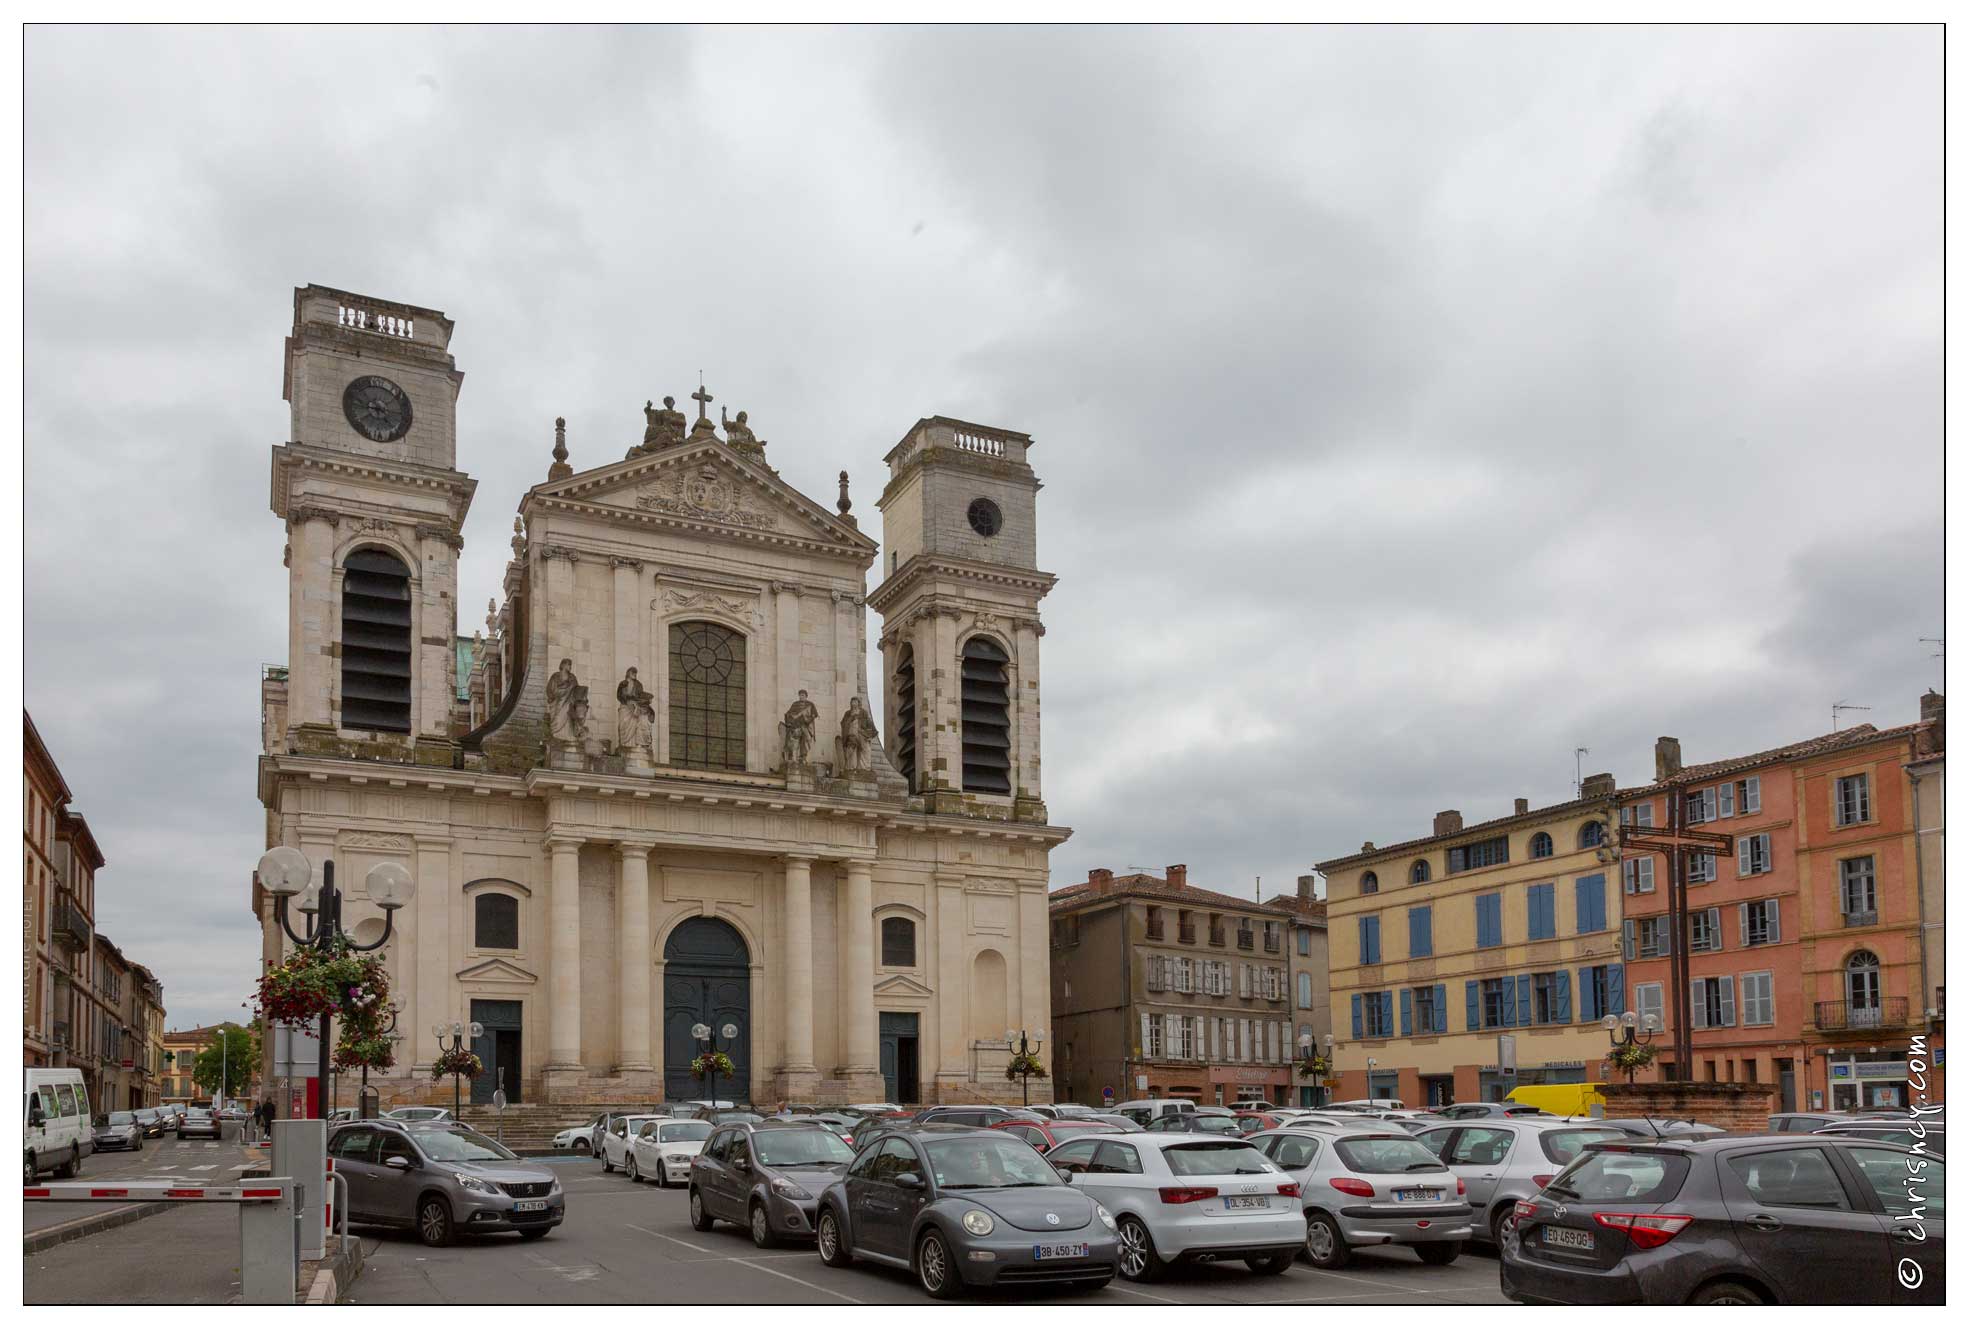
[1252,1124,1471,1267]
[328,1121,564,1246]
[1413,1117,1629,1246]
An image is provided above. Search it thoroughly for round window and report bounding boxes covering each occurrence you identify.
[967,498,1003,537]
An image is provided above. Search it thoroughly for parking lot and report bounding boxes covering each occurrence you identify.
[348,1158,1510,1305]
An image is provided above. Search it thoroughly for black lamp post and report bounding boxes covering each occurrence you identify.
[434,1020,485,1118]
[1603,1010,1660,1084]
[357,1004,400,1119]
[692,1018,740,1107]
[257,848,415,1121]
[1005,1028,1044,1107]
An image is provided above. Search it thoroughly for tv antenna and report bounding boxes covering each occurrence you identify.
[1920,637,1944,689]
[1832,701,1872,731]
[1573,747,1590,796]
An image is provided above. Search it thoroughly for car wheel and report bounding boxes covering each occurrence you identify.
[518,1228,550,1241]
[602,1149,614,1173]
[24,1152,36,1185]
[626,1154,640,1183]
[750,1202,778,1249]
[417,1196,455,1248]
[1303,1212,1350,1269]
[816,1207,854,1267]
[1116,1216,1165,1282]
[1247,1250,1295,1276]
[576,1139,591,1157]
[1489,1204,1515,1248]
[915,1227,960,1300]
[1416,1241,1462,1266]
[1692,1281,1765,1306]
[54,1147,78,1180]
[688,1187,716,1232]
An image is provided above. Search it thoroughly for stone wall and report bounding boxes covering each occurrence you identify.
[1601,1080,1776,1131]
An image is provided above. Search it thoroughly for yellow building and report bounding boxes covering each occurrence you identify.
[1316,779,1627,1108]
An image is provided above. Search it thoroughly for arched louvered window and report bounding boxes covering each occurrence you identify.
[1579,820,1607,850]
[1530,832,1554,859]
[960,636,1012,794]
[340,547,412,733]
[669,621,747,771]
[1360,871,1379,895]
[1409,859,1431,885]
[893,645,917,791]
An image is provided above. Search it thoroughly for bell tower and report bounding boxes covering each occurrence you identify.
[269,285,477,758]
[869,417,1055,822]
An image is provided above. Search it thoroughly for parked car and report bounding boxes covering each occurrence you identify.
[599,1114,670,1172]
[382,1106,454,1124]
[814,1126,1117,1297]
[1249,1124,1472,1267]
[800,1112,866,1145]
[1045,1132,1303,1281]
[1327,1098,1406,1111]
[554,1109,648,1155]
[94,1111,145,1153]
[328,1120,563,1246]
[909,1104,1044,1128]
[1501,1135,1944,1305]
[25,1068,93,1183]
[1602,1119,1726,1141]
[689,1119,858,1245]
[132,1106,169,1138]
[703,1110,765,1128]
[991,1118,1124,1152]
[626,1117,715,1186]
[1146,1112,1245,1136]
[1113,1098,1197,1126]
[1434,1102,1554,1121]
[1813,1119,1946,1158]
[177,1106,223,1140]
[1414,1118,1631,1246]
[1227,1099,1276,1112]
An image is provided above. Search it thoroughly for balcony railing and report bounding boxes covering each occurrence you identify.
[52,898,89,949]
[1236,930,1255,951]
[1178,924,1197,944]
[1263,934,1281,954]
[1814,998,1910,1031]
[1843,910,1879,928]
[1208,929,1225,947]
[1146,921,1165,941]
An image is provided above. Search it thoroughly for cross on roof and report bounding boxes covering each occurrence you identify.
[692,375,713,424]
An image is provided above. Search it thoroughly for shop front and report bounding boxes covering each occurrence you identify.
[1823,1053,1913,1110]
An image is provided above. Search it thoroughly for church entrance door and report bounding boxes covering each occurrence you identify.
[879,1012,920,1104]
[469,1000,523,1105]
[662,918,752,1102]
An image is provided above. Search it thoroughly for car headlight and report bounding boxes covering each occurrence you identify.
[665,1153,693,1166]
[1096,1204,1116,1231]
[771,1176,813,1201]
[455,1173,501,1195]
[962,1209,995,1236]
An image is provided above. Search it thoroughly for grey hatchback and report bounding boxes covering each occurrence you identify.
[690,1119,858,1246]
[328,1121,564,1246]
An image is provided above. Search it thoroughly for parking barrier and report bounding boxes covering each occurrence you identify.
[23,1177,298,1304]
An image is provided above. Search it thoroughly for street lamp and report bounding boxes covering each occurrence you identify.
[434,1020,485,1118]
[692,1021,740,1107]
[1603,1010,1660,1084]
[256,847,415,1121]
[1005,1028,1044,1108]
[359,1003,401,1119]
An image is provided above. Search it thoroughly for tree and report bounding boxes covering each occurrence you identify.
[193,1024,255,1099]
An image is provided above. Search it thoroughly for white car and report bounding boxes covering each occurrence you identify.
[382,1106,454,1124]
[600,1114,671,1172]
[626,1117,714,1186]
[1045,1132,1304,1281]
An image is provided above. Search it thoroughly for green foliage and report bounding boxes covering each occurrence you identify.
[1005,1051,1046,1083]
[431,1047,484,1081]
[1611,1041,1658,1073]
[193,1025,255,1098]
[690,1051,736,1079]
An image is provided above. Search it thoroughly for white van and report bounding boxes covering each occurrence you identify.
[26,1067,92,1183]
[1113,1097,1196,1125]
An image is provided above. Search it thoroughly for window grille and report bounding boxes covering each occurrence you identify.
[668,621,747,771]
[340,548,412,732]
[959,637,1012,794]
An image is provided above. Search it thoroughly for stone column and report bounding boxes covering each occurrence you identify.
[546,837,583,1071]
[782,856,816,1073]
[839,860,878,1075]
[616,845,653,1072]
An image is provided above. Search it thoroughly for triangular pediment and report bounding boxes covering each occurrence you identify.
[873,972,935,997]
[457,957,539,985]
[531,438,876,557]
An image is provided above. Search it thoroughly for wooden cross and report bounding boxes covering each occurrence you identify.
[692,375,714,424]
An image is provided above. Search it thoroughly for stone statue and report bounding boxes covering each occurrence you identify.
[568,685,592,742]
[616,667,655,754]
[642,396,686,451]
[778,689,818,767]
[546,658,583,743]
[839,695,879,773]
[722,406,765,457]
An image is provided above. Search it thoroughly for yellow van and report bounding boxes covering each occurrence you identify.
[1505,1083,1606,1118]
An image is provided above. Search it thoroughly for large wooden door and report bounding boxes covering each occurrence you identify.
[470,1000,523,1104]
[663,918,751,1102]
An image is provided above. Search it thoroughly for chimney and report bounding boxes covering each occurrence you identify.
[1360,841,1375,853]
[1089,868,1114,893]
[1433,809,1463,837]
[1919,691,1945,755]
[1165,864,1188,889]
[1514,797,1530,816]
[1581,772,1617,799]
[1655,737,1683,782]
[1297,874,1318,903]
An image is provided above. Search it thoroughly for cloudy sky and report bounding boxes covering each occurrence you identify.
[25,25,1940,1028]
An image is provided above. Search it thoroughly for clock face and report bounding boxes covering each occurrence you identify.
[968,497,1003,537]
[342,375,413,443]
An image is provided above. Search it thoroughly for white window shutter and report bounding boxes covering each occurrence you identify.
[1767,899,1780,943]
[1690,980,1707,1030]
[1705,788,1718,821]
[1719,976,1736,1027]
[1738,837,1753,877]
[1194,1016,1205,1060]
[1719,781,1735,818]
[1140,1012,1151,1055]
[1737,902,1749,945]
[1745,776,1761,813]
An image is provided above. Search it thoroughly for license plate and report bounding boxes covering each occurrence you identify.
[1543,1226,1595,1251]
[1033,1242,1090,1260]
[1394,1189,1440,1202]
[514,1199,547,1213]
[1222,1196,1269,1211]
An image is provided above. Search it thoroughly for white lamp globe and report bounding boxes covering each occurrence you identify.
[720,1023,739,1041]
[256,846,312,897]
[366,861,416,910]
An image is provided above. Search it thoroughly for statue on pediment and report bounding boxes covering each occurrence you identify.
[641,396,687,452]
[722,406,766,459]
[779,689,818,768]
[839,695,879,773]
[616,667,655,756]
[546,658,585,743]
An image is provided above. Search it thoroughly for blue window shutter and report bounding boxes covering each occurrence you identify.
[1400,988,1413,1037]
[1575,874,1606,933]
[1500,977,1517,1026]
[1434,984,1448,1033]
[1383,993,1395,1035]
[1465,981,1480,1031]
[1350,993,1363,1040]
[1554,970,1572,1023]
[1516,974,1533,1026]
[1581,968,1600,1022]
[1608,964,1625,1016]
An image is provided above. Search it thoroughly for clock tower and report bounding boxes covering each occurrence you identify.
[270,285,477,758]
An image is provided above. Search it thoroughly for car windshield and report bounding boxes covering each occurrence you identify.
[1189,1116,1242,1134]
[186,1109,212,1119]
[108,1112,136,1124]
[1161,1142,1278,1177]
[1547,1147,1688,1201]
[926,1137,1058,1189]
[712,1112,763,1124]
[1540,1128,1629,1164]
[1333,1135,1446,1174]
[754,1129,855,1167]
[658,1122,713,1144]
[416,1129,519,1163]
[1050,1123,1120,1138]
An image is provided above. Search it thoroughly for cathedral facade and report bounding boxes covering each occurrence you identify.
[256,285,1066,1106]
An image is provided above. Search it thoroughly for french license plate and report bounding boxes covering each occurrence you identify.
[1543,1226,1595,1251]
[514,1199,547,1213]
[1394,1189,1440,1202]
[1222,1196,1269,1211]
[1033,1242,1090,1260]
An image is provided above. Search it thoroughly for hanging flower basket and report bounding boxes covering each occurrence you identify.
[432,1047,484,1082]
[1610,1042,1658,1074]
[254,937,390,1029]
[690,1051,735,1079]
[1005,1052,1046,1083]
[1298,1053,1333,1079]
[334,1035,396,1073]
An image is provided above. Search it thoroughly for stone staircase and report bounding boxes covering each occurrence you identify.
[455,1102,660,1154]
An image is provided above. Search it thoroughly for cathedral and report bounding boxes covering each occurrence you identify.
[255,285,1067,1107]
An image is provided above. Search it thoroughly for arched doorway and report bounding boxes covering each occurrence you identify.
[663,917,751,1102]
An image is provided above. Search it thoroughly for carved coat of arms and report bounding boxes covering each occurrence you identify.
[638,466,773,529]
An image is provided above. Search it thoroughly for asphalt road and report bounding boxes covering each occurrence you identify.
[348,1158,1511,1305]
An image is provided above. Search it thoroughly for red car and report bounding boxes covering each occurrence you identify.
[1235,1112,1297,1134]
[989,1118,1126,1152]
